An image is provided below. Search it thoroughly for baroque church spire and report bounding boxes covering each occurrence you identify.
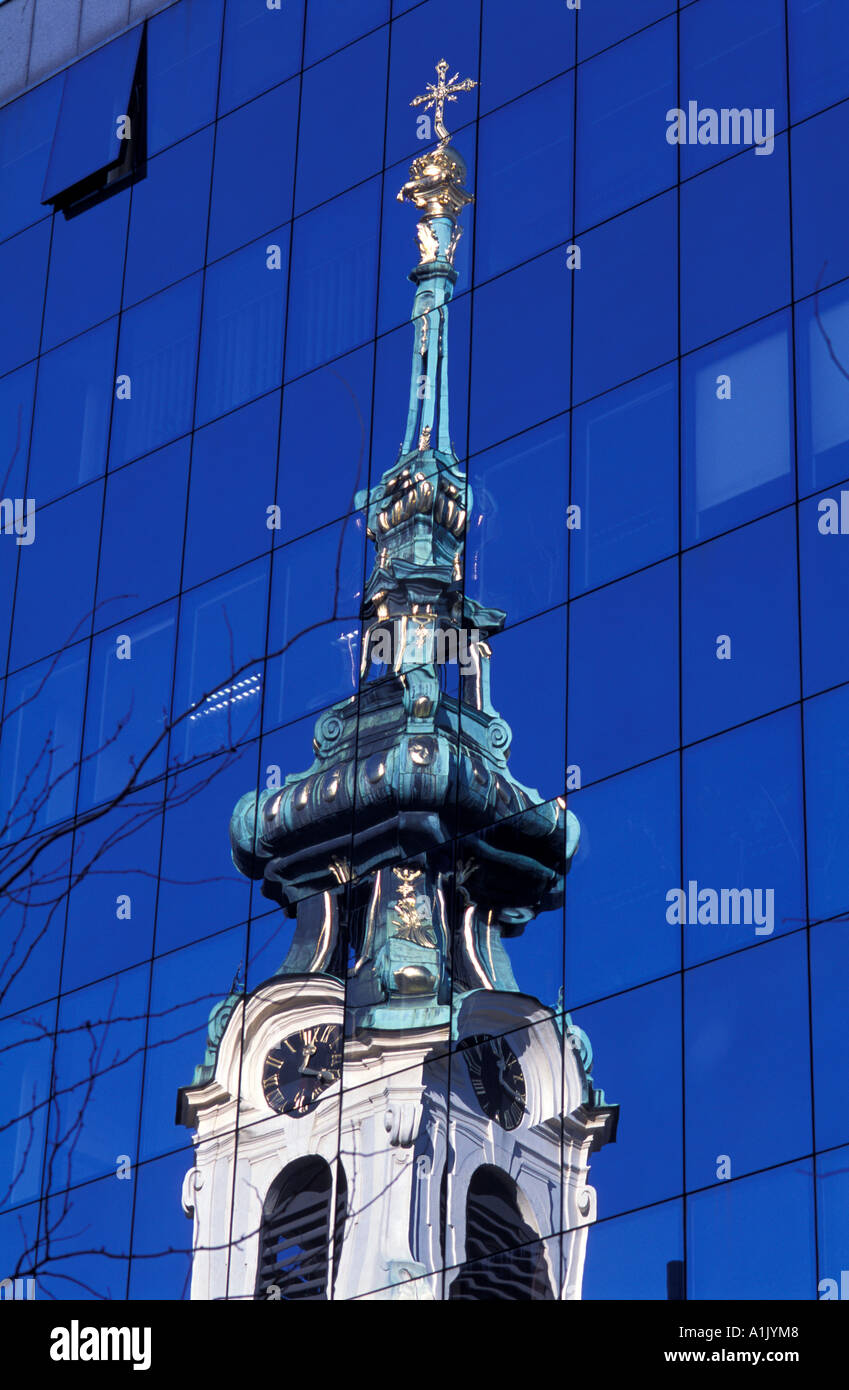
[227,61,580,1029]
[180,64,616,1305]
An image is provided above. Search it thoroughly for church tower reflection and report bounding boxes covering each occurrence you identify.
[179,61,617,1302]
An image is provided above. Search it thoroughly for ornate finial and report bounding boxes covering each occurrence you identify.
[398,58,477,221]
[410,59,477,147]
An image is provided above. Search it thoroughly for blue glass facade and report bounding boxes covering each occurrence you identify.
[1,0,848,1304]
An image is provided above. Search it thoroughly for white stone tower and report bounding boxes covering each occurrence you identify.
[179,976,616,1300]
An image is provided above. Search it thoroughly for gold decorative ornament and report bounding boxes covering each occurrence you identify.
[389,868,437,948]
[409,58,477,148]
[397,60,478,220]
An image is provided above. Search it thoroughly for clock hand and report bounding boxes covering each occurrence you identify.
[494,1056,524,1102]
[298,1065,336,1081]
[494,1078,524,1103]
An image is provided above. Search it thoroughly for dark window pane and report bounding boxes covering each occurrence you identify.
[295,31,387,214]
[172,560,269,765]
[682,509,799,743]
[817,1147,849,1290]
[681,140,790,353]
[37,1178,133,1301]
[573,192,677,403]
[789,0,849,120]
[566,754,680,1005]
[29,318,117,504]
[139,926,248,1155]
[264,518,364,729]
[476,76,573,283]
[196,228,289,426]
[577,20,675,229]
[0,221,50,375]
[685,937,811,1186]
[147,0,223,156]
[62,792,164,990]
[42,186,129,350]
[208,81,298,261]
[570,364,678,594]
[0,546,16,666]
[569,560,679,781]
[680,0,786,179]
[582,1201,683,1300]
[42,25,143,203]
[285,179,380,378]
[155,753,258,955]
[305,0,388,65]
[812,926,849,1152]
[109,274,202,468]
[97,437,189,627]
[804,684,849,923]
[470,250,570,454]
[468,418,568,626]
[34,1179,133,1300]
[486,608,567,801]
[572,977,683,1216]
[687,1163,815,1299]
[481,0,576,113]
[79,605,177,809]
[579,0,672,60]
[10,482,101,671]
[0,858,67,1014]
[0,1018,52,1205]
[128,1152,194,1296]
[792,103,849,302]
[184,393,279,587]
[124,129,214,307]
[0,361,36,501]
[51,969,148,1187]
[0,73,62,241]
[219,0,304,114]
[0,645,87,835]
[277,345,373,542]
[683,709,805,967]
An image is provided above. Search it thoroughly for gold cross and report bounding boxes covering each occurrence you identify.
[410,59,477,146]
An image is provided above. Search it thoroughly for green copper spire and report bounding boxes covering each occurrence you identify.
[228,62,578,1033]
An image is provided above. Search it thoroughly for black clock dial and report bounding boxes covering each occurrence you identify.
[461,1033,526,1130]
[262,1024,343,1117]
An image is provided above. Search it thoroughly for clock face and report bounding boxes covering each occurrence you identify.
[262,1024,343,1117]
[461,1033,526,1130]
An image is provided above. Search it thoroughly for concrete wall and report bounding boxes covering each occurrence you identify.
[0,0,174,108]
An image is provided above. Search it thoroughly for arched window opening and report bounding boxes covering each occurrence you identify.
[449,1165,555,1300]
[254,1156,347,1300]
